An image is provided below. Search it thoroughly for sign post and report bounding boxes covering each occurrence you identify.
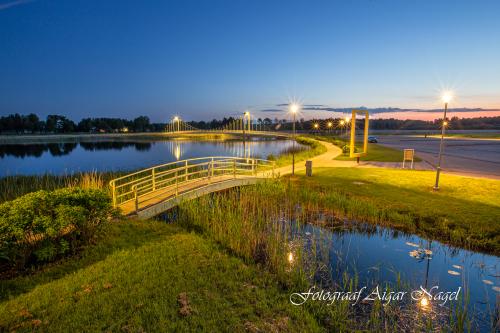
[402,149,415,169]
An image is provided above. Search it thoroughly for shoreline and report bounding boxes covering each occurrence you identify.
[0,131,291,144]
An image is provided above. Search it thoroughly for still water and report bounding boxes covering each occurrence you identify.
[293,216,499,330]
[0,138,298,176]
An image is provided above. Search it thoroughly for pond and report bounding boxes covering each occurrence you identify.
[293,216,499,331]
[0,137,299,176]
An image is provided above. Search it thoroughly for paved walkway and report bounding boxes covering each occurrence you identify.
[273,140,432,176]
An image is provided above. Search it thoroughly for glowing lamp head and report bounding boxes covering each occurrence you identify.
[313,123,319,129]
[327,122,333,128]
[173,116,179,122]
[340,120,345,126]
[289,103,299,114]
[443,121,449,126]
[244,111,250,116]
[345,116,350,122]
[442,92,453,104]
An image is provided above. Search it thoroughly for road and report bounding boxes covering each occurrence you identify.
[377,136,500,179]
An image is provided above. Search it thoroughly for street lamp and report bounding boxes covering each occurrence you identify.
[173,116,180,132]
[289,103,299,175]
[339,119,345,143]
[433,92,453,191]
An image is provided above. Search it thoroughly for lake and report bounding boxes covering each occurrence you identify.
[296,216,499,331]
[0,137,298,176]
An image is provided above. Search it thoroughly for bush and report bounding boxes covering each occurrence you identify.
[342,145,358,155]
[0,188,113,271]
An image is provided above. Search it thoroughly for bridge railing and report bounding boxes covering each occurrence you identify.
[109,156,275,211]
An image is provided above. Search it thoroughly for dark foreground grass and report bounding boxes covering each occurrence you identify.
[290,167,500,254]
[0,220,320,332]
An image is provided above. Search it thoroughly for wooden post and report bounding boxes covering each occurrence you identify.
[152,168,156,191]
[233,159,236,178]
[185,160,188,181]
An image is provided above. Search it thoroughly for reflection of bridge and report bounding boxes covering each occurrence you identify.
[110,156,275,219]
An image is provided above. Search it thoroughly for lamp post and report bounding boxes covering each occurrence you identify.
[243,111,250,151]
[173,116,180,132]
[339,119,345,144]
[290,103,299,175]
[327,121,333,134]
[433,93,452,191]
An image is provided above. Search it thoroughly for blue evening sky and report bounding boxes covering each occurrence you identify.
[0,0,499,121]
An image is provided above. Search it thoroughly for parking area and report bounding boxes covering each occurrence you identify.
[377,136,500,179]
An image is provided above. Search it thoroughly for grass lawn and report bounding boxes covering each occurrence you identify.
[0,220,320,332]
[289,167,500,254]
[334,142,422,162]
[309,135,422,162]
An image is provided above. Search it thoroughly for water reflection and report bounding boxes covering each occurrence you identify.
[290,214,499,330]
[0,138,299,175]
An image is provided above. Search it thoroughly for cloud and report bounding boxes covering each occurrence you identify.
[259,108,283,113]
[0,0,33,11]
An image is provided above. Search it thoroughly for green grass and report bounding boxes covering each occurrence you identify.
[270,136,327,167]
[289,168,500,254]
[334,142,422,162]
[310,135,422,162]
[0,220,320,332]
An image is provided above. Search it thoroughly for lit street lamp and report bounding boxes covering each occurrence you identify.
[243,111,250,148]
[173,116,180,132]
[290,103,299,175]
[339,119,346,143]
[433,92,453,191]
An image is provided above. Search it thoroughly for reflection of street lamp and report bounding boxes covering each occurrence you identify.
[290,103,299,175]
[173,116,180,132]
[433,92,453,191]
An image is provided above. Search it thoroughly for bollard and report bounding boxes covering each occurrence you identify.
[305,160,312,177]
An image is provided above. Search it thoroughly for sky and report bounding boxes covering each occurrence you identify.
[0,0,499,122]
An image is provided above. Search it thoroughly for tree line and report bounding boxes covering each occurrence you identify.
[0,114,163,134]
[0,112,498,134]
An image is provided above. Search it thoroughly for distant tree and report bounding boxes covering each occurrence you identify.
[133,116,150,132]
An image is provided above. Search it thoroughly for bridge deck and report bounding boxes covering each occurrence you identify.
[118,174,263,216]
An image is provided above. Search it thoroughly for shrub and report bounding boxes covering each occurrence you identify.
[342,145,358,155]
[0,187,113,271]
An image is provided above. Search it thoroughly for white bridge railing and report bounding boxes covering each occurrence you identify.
[109,157,275,212]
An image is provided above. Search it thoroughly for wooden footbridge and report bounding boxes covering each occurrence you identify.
[110,157,276,219]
